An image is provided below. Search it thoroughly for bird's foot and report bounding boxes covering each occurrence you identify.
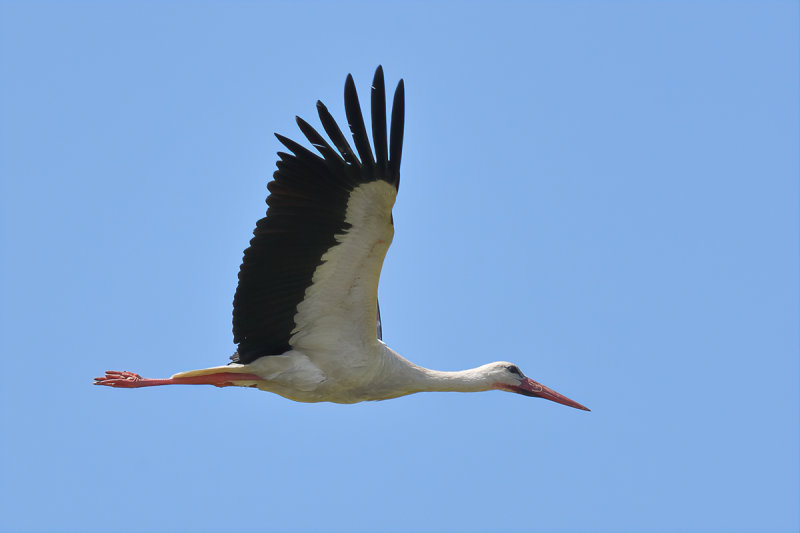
[94,370,144,388]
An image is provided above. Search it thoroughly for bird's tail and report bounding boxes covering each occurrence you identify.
[170,363,250,379]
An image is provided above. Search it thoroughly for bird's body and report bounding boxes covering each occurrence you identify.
[95,67,589,412]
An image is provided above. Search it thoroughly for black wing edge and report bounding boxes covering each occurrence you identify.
[230,67,404,364]
[376,300,383,341]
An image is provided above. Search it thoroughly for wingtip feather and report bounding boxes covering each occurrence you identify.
[371,66,389,175]
[344,72,375,167]
[389,78,405,187]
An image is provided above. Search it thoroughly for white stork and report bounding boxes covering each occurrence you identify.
[94,67,589,411]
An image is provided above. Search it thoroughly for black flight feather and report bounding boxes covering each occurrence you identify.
[371,66,389,178]
[316,101,360,166]
[344,74,375,168]
[389,79,405,188]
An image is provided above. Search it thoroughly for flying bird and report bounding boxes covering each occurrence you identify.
[94,67,589,411]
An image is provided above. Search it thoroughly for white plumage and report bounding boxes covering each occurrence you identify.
[94,67,589,412]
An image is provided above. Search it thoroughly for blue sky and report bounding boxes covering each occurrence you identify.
[0,1,797,532]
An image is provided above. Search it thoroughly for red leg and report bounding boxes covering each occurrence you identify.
[93,370,265,388]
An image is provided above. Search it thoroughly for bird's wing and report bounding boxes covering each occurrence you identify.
[232,67,404,365]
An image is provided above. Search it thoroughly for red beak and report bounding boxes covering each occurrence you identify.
[511,378,590,411]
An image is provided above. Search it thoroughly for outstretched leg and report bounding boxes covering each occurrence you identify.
[94,370,265,388]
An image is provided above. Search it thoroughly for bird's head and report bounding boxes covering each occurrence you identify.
[487,362,590,411]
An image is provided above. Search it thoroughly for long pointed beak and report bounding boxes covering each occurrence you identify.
[514,378,590,411]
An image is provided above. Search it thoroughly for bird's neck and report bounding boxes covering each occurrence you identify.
[414,367,493,393]
[382,346,493,394]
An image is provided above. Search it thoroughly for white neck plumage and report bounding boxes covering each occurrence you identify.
[414,367,498,393]
[382,347,497,395]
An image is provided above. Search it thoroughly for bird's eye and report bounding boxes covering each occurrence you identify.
[507,365,522,376]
